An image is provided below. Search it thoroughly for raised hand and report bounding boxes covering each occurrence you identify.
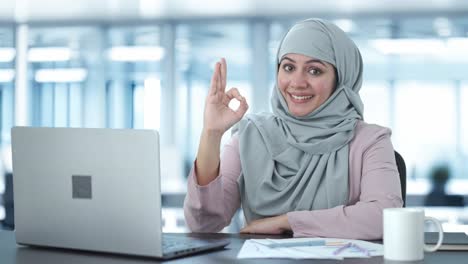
[203,58,249,134]
[195,58,249,186]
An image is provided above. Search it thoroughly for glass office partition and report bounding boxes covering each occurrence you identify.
[393,81,457,178]
[360,82,391,127]
[460,83,468,179]
[0,27,14,143]
[0,26,14,228]
[27,25,163,130]
[28,26,97,128]
[384,17,468,196]
[107,26,162,130]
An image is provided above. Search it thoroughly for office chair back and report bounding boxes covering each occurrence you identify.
[394,151,406,207]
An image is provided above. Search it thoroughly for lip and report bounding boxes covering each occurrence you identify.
[289,92,313,97]
[288,92,314,104]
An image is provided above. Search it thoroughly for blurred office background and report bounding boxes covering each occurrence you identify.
[1,0,468,232]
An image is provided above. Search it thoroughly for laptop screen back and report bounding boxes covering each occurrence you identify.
[11,127,163,257]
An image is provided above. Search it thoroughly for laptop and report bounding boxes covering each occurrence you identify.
[426,232,468,251]
[11,126,229,259]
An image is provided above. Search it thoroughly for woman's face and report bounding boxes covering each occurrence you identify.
[277,53,337,117]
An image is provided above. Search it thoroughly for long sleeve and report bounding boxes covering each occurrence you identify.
[183,135,242,232]
[286,123,404,239]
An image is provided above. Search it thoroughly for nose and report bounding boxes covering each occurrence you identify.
[290,71,308,89]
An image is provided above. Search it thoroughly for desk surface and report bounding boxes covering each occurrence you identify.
[1,231,467,264]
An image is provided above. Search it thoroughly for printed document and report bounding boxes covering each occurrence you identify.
[237,237,383,259]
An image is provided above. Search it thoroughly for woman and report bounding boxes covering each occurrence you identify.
[183,18,403,239]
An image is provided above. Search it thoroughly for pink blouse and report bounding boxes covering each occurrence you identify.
[183,121,404,239]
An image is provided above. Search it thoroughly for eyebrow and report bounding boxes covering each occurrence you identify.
[280,56,327,67]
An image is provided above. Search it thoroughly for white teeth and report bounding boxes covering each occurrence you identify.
[291,94,313,100]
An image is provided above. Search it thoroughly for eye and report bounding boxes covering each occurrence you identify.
[308,68,322,75]
[282,64,294,72]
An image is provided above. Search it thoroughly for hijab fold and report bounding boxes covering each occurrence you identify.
[234,19,365,222]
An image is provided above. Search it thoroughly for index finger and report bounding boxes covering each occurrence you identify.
[209,62,220,96]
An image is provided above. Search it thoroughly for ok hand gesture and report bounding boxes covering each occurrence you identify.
[203,58,249,134]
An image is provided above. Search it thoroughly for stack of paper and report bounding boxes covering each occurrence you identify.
[237,237,383,260]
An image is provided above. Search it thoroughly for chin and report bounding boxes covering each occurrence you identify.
[289,109,312,117]
[285,98,317,117]
[288,103,318,117]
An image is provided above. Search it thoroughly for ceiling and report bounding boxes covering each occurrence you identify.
[1,0,468,23]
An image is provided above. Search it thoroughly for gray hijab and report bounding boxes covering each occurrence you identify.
[235,18,364,222]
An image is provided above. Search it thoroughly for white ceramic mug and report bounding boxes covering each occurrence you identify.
[383,208,443,261]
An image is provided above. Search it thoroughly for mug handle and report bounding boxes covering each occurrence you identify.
[423,216,444,252]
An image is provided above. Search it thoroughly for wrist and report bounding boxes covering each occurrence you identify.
[202,128,224,139]
[280,214,292,231]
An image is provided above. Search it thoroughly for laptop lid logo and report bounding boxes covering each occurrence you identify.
[72,175,92,199]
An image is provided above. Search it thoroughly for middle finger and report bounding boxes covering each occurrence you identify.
[220,58,227,93]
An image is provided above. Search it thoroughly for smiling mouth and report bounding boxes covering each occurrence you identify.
[288,92,315,103]
[291,94,313,100]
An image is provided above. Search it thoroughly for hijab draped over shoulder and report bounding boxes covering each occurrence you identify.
[234,18,365,222]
